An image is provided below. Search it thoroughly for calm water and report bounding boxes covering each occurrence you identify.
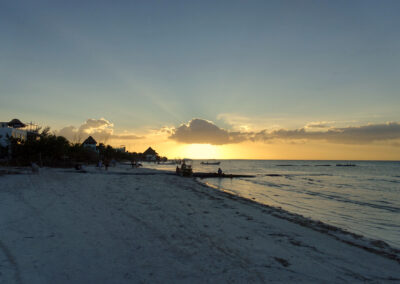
[148,160,400,248]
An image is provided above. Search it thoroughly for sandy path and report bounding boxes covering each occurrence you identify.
[0,166,399,283]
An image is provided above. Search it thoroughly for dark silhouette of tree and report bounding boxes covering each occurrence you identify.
[2,129,167,167]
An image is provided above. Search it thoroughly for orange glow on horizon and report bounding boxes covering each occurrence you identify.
[118,139,400,161]
[181,144,221,159]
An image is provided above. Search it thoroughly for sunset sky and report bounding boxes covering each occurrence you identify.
[1,1,400,160]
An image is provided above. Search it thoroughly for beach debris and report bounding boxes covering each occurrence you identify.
[274,257,290,267]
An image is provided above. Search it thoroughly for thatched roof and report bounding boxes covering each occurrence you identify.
[83,136,97,145]
[8,118,26,128]
[143,147,157,156]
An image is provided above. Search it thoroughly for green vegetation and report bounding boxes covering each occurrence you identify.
[1,127,167,167]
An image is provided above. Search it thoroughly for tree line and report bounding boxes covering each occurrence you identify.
[0,127,167,167]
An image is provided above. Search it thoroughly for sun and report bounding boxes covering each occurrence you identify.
[182,144,220,159]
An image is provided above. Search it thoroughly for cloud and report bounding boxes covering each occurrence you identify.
[217,112,298,132]
[305,121,332,129]
[255,122,400,144]
[169,118,247,145]
[168,118,400,146]
[159,126,174,135]
[111,134,144,140]
[78,118,113,133]
[58,118,143,143]
[58,126,79,141]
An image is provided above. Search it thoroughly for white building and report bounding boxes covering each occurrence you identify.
[0,119,28,148]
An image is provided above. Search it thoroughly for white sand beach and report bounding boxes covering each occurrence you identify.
[0,165,399,283]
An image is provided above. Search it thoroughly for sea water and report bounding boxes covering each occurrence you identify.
[149,160,400,248]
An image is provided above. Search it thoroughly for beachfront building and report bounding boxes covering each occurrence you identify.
[0,119,29,148]
[143,147,158,161]
[115,146,126,153]
[82,136,97,151]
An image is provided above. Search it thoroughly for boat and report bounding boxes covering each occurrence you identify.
[201,161,220,165]
[336,163,356,167]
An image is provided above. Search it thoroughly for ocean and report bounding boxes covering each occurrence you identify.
[147,160,400,249]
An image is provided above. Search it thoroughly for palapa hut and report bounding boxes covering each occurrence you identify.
[83,136,97,151]
[8,118,26,128]
[143,147,158,161]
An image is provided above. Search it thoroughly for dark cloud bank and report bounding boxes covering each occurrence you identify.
[169,119,248,145]
[169,119,400,146]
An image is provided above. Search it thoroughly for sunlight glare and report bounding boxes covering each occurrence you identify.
[182,144,219,159]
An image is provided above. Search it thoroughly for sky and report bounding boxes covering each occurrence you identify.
[1,0,400,160]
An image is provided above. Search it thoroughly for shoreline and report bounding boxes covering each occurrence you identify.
[2,165,400,260]
[1,165,399,282]
[61,165,400,261]
[197,179,400,263]
[3,164,400,257]
[143,163,400,257]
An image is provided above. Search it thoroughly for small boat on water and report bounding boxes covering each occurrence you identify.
[336,163,356,167]
[201,161,221,165]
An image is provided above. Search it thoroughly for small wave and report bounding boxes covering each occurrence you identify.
[336,183,354,188]
[265,174,283,177]
[277,164,332,167]
[306,191,400,213]
[368,178,400,184]
[249,178,400,213]
[282,173,332,178]
[245,178,288,189]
